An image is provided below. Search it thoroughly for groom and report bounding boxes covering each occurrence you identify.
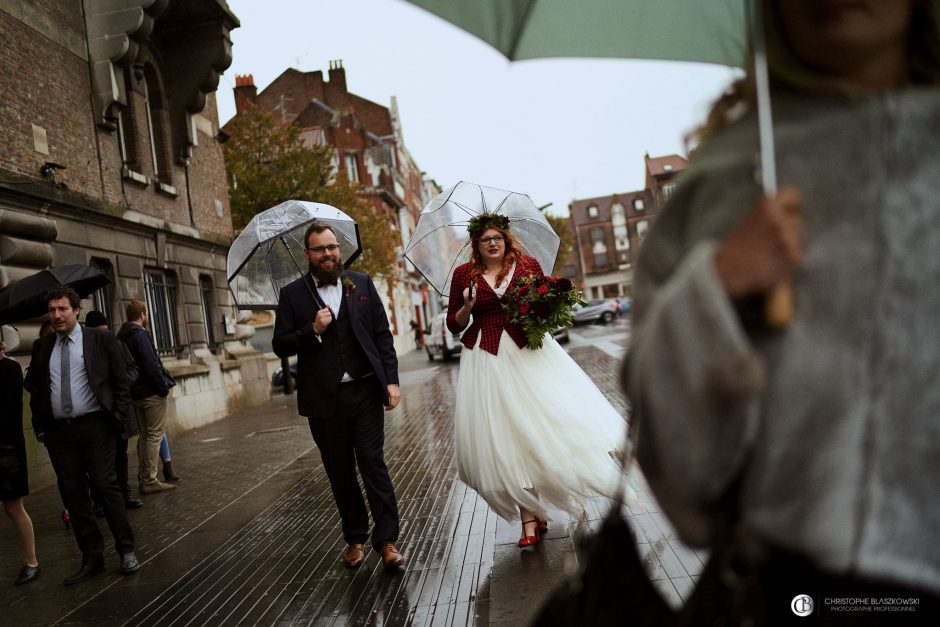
[272,221,404,571]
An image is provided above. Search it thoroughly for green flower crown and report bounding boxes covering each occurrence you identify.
[467,214,511,237]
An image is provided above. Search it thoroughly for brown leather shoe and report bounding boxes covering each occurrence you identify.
[342,543,365,568]
[380,543,405,571]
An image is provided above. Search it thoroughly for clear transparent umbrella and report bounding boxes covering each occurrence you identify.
[403,181,560,296]
[227,200,361,309]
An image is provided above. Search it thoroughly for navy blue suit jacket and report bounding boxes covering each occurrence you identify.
[272,271,399,419]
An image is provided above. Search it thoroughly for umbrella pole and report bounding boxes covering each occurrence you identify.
[750,0,777,195]
[749,0,792,328]
[281,355,294,395]
[278,235,321,396]
[281,236,325,309]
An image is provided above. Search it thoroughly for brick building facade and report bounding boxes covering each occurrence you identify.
[0,0,268,487]
[569,153,687,299]
[225,63,437,353]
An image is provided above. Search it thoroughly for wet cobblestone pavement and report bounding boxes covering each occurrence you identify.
[1,319,706,625]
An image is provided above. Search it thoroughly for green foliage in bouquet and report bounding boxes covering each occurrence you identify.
[504,275,584,349]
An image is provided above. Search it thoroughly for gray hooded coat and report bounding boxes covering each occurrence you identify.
[625,87,940,595]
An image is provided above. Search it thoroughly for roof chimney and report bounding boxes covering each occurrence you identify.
[234,74,257,115]
[327,59,347,95]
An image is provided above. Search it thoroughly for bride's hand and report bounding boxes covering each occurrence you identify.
[462,284,477,310]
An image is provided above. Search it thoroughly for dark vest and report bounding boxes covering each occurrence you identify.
[330,306,372,380]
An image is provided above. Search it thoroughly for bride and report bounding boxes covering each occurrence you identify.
[446,214,627,547]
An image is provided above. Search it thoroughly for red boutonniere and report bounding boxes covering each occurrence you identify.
[342,277,355,297]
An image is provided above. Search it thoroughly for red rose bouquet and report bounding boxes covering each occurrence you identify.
[503,275,583,349]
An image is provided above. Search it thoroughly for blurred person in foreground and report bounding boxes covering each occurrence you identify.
[624,0,940,622]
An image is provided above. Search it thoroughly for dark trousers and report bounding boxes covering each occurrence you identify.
[307,377,399,552]
[45,413,135,556]
[91,437,133,510]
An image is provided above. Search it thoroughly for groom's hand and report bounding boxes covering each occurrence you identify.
[385,384,400,411]
[312,307,333,334]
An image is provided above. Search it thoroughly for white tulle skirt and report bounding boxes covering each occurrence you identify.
[454,331,627,522]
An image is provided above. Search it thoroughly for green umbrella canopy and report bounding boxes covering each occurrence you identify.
[402,0,775,194]
[403,0,747,67]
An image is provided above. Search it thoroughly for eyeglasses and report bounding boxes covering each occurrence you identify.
[307,244,340,255]
[479,236,504,245]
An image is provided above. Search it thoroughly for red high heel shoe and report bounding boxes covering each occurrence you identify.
[518,519,540,547]
[536,518,548,534]
[62,509,71,530]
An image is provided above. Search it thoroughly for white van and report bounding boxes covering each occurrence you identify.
[424,312,463,361]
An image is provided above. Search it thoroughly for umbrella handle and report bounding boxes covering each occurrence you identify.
[765,281,792,329]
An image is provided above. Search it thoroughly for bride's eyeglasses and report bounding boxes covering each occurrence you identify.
[479,236,504,245]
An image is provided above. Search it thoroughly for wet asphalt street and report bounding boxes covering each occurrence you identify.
[1,317,706,625]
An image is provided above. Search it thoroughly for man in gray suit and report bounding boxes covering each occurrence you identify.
[25,287,139,585]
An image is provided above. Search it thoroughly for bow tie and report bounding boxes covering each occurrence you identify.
[316,279,338,288]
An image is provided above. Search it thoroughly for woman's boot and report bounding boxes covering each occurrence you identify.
[162,460,180,482]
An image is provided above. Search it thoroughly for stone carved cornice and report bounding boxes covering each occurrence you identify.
[155,4,236,161]
[85,0,170,127]
[85,0,238,162]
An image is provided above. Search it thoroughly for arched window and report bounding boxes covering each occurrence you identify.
[142,64,172,183]
[117,67,141,172]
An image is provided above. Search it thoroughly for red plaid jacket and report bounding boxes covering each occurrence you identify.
[446,255,544,355]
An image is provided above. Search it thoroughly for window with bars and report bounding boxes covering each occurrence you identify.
[143,269,181,355]
[199,275,217,349]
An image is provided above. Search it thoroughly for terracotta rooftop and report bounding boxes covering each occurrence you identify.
[646,154,688,177]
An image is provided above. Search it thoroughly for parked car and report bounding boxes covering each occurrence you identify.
[615,297,632,316]
[425,312,463,361]
[572,298,619,324]
[271,361,297,386]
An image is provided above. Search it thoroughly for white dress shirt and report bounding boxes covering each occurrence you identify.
[49,324,104,418]
[315,277,342,316]
[314,274,355,382]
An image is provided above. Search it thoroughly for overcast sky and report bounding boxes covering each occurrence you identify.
[216,0,740,217]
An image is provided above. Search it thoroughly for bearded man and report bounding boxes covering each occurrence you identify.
[272,221,404,571]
